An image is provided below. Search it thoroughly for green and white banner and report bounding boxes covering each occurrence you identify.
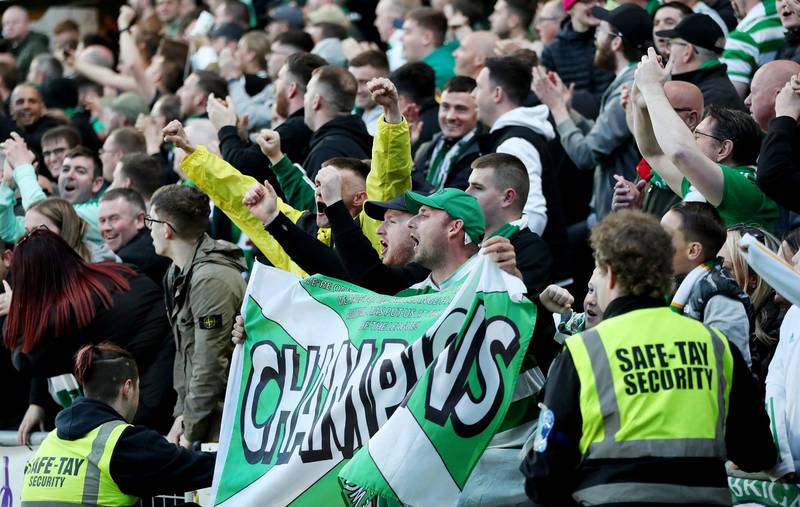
[210,255,536,506]
[728,476,800,506]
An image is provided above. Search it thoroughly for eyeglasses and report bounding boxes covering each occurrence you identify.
[666,40,698,54]
[42,147,67,158]
[144,215,178,234]
[693,129,725,143]
[596,27,623,38]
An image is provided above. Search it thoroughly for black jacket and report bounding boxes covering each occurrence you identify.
[778,28,800,62]
[673,62,746,111]
[411,131,481,193]
[268,201,561,370]
[478,124,571,284]
[54,398,214,498]
[411,99,441,156]
[116,229,171,288]
[326,201,430,294]
[69,110,102,152]
[540,23,614,97]
[21,115,65,161]
[14,271,175,432]
[154,143,180,187]
[302,114,372,180]
[509,227,552,296]
[710,0,739,31]
[218,107,312,182]
[263,201,431,293]
[522,296,777,507]
[757,115,800,213]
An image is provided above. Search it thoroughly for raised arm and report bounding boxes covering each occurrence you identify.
[1,133,46,209]
[164,120,309,276]
[252,128,316,212]
[74,57,137,93]
[636,48,724,205]
[630,84,684,196]
[117,6,157,104]
[365,77,412,201]
[242,177,347,278]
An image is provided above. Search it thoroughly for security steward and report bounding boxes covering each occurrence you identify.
[22,343,214,506]
[521,210,776,507]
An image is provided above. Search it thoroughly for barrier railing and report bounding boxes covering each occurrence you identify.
[3,433,791,507]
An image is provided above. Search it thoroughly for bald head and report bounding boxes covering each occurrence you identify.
[454,31,499,78]
[2,6,30,42]
[665,81,704,129]
[747,59,800,131]
[752,60,800,92]
[80,45,115,69]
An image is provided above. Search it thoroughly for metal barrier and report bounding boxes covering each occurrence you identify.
[0,431,47,446]
[137,493,195,506]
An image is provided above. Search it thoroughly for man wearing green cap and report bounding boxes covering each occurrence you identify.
[401,186,540,298]
[402,187,486,292]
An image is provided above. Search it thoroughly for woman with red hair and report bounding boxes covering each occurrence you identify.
[4,228,174,443]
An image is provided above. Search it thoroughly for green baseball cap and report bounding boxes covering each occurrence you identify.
[404,188,486,244]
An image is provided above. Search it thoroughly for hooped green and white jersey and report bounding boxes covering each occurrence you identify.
[722,0,785,86]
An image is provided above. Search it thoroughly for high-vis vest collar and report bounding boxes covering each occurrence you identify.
[22,420,138,507]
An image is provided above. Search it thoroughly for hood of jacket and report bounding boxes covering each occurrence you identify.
[55,398,127,441]
[187,234,247,274]
[309,114,373,154]
[490,105,555,141]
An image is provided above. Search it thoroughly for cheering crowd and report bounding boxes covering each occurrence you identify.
[1,0,800,504]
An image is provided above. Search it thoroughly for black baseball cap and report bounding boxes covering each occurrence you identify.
[210,22,245,42]
[591,4,653,50]
[267,5,305,30]
[363,195,413,221]
[655,13,726,55]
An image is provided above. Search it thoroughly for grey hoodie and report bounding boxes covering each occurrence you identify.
[556,65,641,219]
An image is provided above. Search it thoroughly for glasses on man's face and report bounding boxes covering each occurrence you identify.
[144,215,178,234]
[693,129,725,143]
[596,27,623,39]
[42,147,67,159]
[666,40,698,54]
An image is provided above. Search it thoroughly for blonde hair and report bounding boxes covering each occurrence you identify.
[241,31,271,64]
[28,198,92,261]
[724,227,781,344]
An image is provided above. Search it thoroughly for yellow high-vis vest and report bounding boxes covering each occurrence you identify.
[565,307,735,505]
[21,420,138,507]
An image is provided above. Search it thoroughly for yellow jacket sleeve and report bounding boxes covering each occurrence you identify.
[359,115,413,252]
[179,146,310,276]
